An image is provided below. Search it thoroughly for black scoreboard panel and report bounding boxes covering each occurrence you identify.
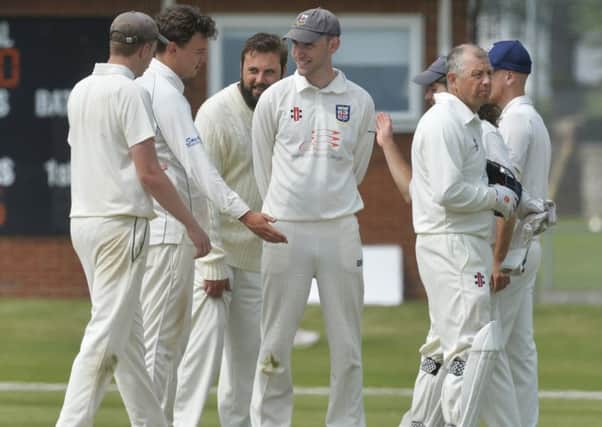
[0,17,111,235]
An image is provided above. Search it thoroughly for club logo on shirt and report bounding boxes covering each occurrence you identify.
[185,136,201,147]
[474,272,486,288]
[336,104,351,122]
[294,129,343,160]
[290,106,303,122]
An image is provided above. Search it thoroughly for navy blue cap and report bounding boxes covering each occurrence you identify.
[488,40,532,74]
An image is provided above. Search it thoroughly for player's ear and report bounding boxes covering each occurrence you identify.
[166,40,178,55]
[447,71,457,89]
[328,36,340,53]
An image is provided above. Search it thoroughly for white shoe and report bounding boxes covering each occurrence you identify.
[293,329,320,349]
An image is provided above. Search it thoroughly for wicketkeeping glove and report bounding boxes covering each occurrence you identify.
[491,184,519,219]
[486,160,522,203]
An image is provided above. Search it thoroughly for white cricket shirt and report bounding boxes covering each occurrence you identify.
[136,59,249,245]
[252,70,375,221]
[482,120,512,244]
[68,63,155,219]
[498,95,551,200]
[482,120,511,166]
[410,92,497,239]
[194,83,263,279]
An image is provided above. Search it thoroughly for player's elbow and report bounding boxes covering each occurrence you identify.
[400,187,412,203]
[432,187,452,206]
[432,185,467,209]
[136,166,163,193]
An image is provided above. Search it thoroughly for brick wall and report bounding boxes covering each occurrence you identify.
[0,237,86,298]
[0,0,469,300]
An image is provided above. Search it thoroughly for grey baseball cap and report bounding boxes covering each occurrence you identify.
[110,11,169,45]
[412,55,447,86]
[283,8,341,43]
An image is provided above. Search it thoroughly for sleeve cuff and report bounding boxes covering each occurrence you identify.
[197,260,230,281]
[230,199,251,220]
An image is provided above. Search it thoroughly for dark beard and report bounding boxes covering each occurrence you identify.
[239,80,268,110]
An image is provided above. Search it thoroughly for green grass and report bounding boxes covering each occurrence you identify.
[546,218,602,290]
[1,300,601,426]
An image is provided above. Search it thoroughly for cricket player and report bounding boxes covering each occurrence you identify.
[376,56,447,204]
[414,55,448,109]
[250,8,375,427]
[410,44,520,427]
[57,11,209,427]
[488,39,552,427]
[135,5,287,423]
[173,33,289,427]
[380,56,521,426]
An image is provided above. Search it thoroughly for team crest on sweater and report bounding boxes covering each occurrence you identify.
[335,104,350,122]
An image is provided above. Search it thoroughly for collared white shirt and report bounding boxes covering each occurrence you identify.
[137,58,249,245]
[498,95,551,200]
[481,120,512,243]
[68,63,155,219]
[410,92,496,238]
[482,120,511,166]
[252,69,375,221]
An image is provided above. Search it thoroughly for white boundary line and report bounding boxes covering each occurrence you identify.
[1,383,601,400]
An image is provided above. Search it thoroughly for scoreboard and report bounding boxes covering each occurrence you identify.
[0,17,111,235]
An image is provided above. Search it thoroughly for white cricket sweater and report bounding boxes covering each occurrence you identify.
[193,83,263,278]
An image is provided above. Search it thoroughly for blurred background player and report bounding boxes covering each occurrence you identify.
[376,55,447,204]
[57,11,209,427]
[173,33,289,427]
[488,39,552,427]
[413,55,448,109]
[135,5,286,424]
[250,8,376,427]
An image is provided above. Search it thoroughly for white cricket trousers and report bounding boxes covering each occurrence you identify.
[57,216,167,427]
[251,215,366,427]
[174,267,262,427]
[416,233,520,427]
[488,239,541,427]
[140,239,195,424]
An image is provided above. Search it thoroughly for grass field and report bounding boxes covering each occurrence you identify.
[1,299,601,426]
[545,218,602,290]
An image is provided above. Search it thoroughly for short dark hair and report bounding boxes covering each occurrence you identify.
[435,75,448,87]
[155,5,217,53]
[240,33,288,76]
[110,40,145,57]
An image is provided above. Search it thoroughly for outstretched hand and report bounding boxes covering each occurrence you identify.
[240,211,288,243]
[375,112,394,148]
